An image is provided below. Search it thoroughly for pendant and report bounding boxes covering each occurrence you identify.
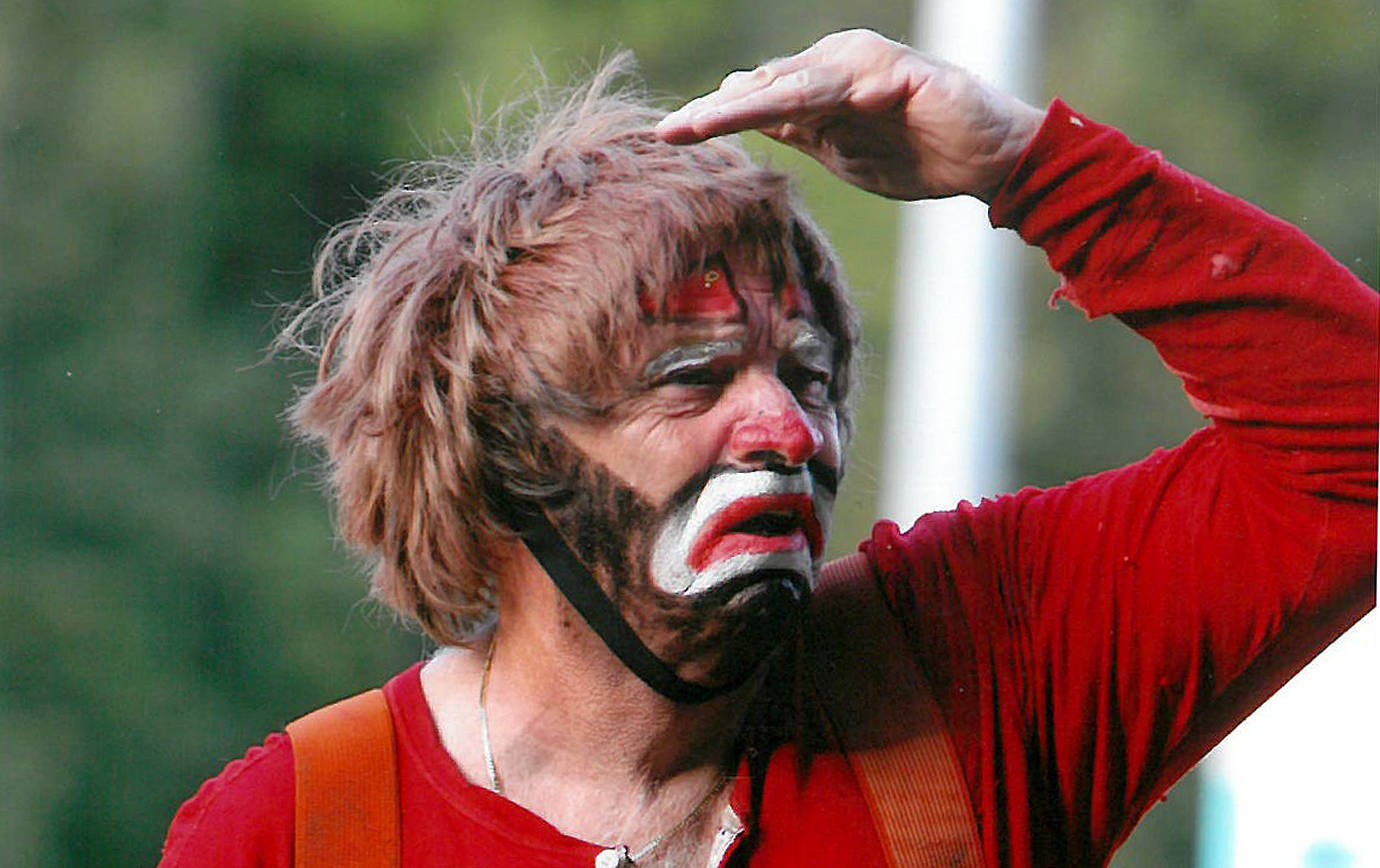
[594,845,632,868]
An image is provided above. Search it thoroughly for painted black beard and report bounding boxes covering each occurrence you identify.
[523,428,823,688]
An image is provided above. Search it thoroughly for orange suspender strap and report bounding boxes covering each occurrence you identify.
[286,688,401,868]
[811,554,985,868]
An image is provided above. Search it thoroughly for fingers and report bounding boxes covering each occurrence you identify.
[654,30,909,145]
[765,121,822,151]
[715,66,776,100]
[654,37,830,143]
[654,68,779,143]
[654,65,847,144]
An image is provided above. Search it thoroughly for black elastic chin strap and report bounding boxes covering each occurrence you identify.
[513,507,751,705]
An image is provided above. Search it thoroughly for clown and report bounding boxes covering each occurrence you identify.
[162,29,1375,868]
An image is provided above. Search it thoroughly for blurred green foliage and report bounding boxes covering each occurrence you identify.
[1,1,1374,865]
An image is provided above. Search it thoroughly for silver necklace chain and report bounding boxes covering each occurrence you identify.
[478,637,730,866]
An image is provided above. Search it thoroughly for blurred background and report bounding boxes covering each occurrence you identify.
[1,0,1375,865]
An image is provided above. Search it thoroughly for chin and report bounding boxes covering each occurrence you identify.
[689,564,812,610]
[669,568,812,685]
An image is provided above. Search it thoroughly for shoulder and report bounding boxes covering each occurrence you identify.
[158,731,294,867]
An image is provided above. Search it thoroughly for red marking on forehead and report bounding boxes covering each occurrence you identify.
[639,263,745,322]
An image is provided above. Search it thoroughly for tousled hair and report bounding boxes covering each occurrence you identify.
[280,54,861,645]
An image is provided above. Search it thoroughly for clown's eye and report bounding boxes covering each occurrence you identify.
[781,362,832,402]
[661,364,734,388]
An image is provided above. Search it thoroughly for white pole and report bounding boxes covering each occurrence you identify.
[879,0,1038,523]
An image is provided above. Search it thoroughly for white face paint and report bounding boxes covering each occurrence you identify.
[650,468,835,596]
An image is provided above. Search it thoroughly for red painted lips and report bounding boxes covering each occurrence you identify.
[687,494,823,572]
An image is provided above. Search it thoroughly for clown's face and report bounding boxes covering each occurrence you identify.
[544,252,841,682]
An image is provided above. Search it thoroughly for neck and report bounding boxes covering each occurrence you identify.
[421,545,759,849]
[496,545,756,785]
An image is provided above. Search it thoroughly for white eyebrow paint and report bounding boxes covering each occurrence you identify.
[790,327,834,372]
[644,340,744,380]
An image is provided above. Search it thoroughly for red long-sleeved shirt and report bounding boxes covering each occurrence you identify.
[160,100,1377,868]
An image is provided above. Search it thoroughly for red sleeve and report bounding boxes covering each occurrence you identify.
[157,732,294,867]
[864,100,1377,867]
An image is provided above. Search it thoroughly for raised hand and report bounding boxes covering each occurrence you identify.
[655,29,1045,203]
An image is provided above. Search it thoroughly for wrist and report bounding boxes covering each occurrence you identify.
[973,99,1045,203]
